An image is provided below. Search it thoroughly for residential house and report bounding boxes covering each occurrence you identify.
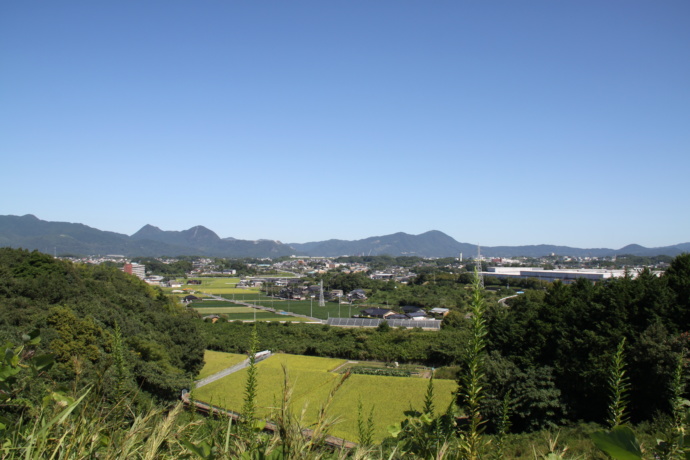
[429,307,450,318]
[406,311,428,320]
[348,289,367,300]
[361,308,395,319]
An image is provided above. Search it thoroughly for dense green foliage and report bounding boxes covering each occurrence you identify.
[131,256,194,276]
[485,255,690,429]
[0,248,205,411]
[201,320,471,366]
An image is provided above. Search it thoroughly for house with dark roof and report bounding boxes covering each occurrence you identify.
[406,311,428,320]
[348,289,367,300]
[361,307,395,319]
[387,314,408,320]
[401,305,426,314]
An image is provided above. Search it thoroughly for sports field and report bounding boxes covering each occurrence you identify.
[167,277,361,320]
[218,296,361,320]
[193,352,457,443]
[192,301,312,322]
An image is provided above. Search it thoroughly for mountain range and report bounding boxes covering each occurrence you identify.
[1,214,688,259]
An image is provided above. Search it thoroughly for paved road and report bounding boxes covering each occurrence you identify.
[194,351,272,388]
[498,294,519,306]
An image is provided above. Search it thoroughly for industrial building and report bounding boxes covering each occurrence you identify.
[483,266,636,283]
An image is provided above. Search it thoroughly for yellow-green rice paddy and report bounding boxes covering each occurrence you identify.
[193,352,456,443]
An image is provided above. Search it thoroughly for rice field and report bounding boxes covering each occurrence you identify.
[192,352,457,443]
[169,276,297,296]
[197,350,248,379]
[164,277,269,296]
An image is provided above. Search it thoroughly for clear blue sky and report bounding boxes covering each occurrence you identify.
[2,1,688,249]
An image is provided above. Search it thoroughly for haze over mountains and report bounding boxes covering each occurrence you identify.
[1,214,688,259]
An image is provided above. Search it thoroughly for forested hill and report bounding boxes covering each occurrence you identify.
[2,214,689,257]
[0,247,205,407]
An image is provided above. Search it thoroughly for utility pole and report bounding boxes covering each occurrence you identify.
[318,279,325,307]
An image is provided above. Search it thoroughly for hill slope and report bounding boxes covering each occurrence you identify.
[0,247,205,404]
[0,214,687,258]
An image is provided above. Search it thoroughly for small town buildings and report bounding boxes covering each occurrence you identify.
[361,307,395,319]
[429,307,450,317]
[144,275,164,285]
[122,262,146,280]
[406,311,429,320]
[348,289,367,300]
[328,289,344,300]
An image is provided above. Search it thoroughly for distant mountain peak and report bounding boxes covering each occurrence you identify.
[182,225,219,241]
[131,224,163,238]
[618,244,645,252]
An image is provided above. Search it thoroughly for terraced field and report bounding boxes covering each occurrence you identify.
[193,352,457,443]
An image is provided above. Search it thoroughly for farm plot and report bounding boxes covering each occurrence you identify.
[222,312,312,322]
[170,277,233,288]
[197,350,247,380]
[194,306,258,314]
[192,353,456,443]
[192,303,312,322]
[168,277,265,296]
[228,297,358,320]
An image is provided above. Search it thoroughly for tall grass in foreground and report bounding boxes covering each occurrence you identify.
[456,267,489,459]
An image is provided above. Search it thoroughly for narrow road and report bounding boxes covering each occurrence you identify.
[498,294,518,306]
[194,351,272,388]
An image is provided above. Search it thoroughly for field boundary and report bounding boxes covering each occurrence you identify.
[180,391,357,450]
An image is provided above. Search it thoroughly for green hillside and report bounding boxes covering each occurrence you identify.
[0,247,205,411]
